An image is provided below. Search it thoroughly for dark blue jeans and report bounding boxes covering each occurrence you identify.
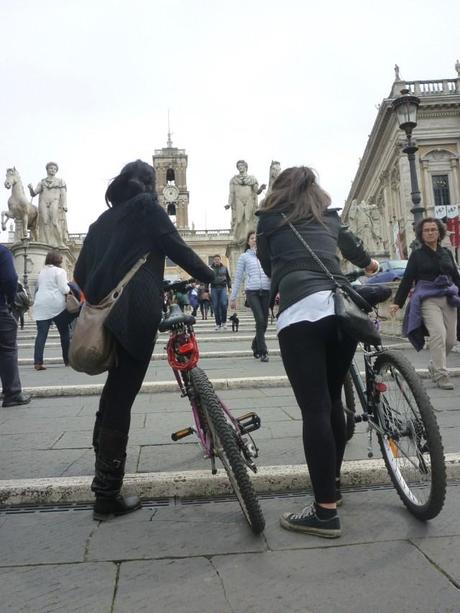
[34,310,70,365]
[211,287,228,326]
[0,309,22,400]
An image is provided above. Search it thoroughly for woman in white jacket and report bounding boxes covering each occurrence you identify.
[230,231,271,362]
[33,250,70,370]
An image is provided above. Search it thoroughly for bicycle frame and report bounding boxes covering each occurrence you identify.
[164,322,253,461]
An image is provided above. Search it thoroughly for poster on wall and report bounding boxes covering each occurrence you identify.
[434,205,447,219]
[446,204,460,249]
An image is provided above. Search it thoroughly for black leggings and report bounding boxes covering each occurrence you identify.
[246,290,270,356]
[96,343,152,436]
[278,316,357,503]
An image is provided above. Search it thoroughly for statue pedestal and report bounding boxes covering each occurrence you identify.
[10,241,75,294]
[225,240,248,311]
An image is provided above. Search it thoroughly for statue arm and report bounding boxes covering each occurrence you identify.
[225,179,235,210]
[28,182,42,198]
[60,183,68,211]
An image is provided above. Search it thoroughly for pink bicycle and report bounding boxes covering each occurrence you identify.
[159,282,265,534]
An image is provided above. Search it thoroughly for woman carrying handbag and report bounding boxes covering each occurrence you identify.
[74,160,214,521]
[256,166,378,538]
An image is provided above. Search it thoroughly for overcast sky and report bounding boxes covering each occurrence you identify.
[1,0,459,239]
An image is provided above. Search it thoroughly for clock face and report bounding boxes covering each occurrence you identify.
[163,185,179,203]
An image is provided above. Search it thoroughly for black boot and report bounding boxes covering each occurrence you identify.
[92,428,141,521]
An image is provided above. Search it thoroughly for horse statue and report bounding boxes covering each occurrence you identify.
[2,167,38,240]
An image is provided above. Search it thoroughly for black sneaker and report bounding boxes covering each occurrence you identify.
[280,503,341,538]
[260,354,269,363]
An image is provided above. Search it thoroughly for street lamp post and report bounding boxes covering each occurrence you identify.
[21,236,30,293]
[392,88,425,227]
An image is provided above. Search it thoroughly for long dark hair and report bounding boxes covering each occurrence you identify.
[244,231,255,251]
[259,166,331,225]
[105,160,156,207]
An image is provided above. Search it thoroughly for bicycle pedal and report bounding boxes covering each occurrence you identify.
[171,427,194,441]
[236,412,261,434]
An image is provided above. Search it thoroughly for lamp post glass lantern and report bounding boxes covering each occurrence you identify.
[392,88,425,228]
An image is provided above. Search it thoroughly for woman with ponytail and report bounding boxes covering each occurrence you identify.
[74,160,214,521]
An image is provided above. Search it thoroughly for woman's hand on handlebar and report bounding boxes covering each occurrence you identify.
[389,304,400,317]
[364,259,379,276]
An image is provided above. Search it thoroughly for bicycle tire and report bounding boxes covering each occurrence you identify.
[190,367,265,534]
[343,371,356,441]
[373,350,446,520]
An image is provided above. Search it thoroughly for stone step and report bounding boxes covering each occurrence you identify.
[19,367,460,398]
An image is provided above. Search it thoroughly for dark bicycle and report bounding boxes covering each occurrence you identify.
[342,281,446,520]
[158,281,265,534]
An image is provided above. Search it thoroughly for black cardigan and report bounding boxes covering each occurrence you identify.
[394,244,460,307]
[74,193,214,361]
[256,209,372,312]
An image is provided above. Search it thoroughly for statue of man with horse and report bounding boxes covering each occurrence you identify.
[2,167,38,241]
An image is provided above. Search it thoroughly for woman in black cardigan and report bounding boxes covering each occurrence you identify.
[74,160,214,521]
[390,217,460,390]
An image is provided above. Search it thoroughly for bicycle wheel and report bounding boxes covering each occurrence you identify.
[342,371,356,441]
[373,350,446,520]
[190,367,265,534]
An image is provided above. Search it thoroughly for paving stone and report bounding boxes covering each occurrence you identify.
[212,542,459,612]
[0,413,145,435]
[0,431,63,452]
[114,558,231,612]
[411,535,460,585]
[138,443,209,472]
[0,562,115,613]
[0,448,88,479]
[261,484,460,552]
[87,505,266,561]
[0,512,96,565]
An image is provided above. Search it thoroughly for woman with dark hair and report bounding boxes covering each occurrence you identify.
[390,217,460,390]
[32,250,71,370]
[256,166,378,538]
[229,231,271,361]
[74,160,214,521]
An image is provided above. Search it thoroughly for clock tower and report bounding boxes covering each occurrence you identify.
[152,132,189,229]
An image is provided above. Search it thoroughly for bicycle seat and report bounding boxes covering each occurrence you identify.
[159,303,196,332]
[354,285,392,310]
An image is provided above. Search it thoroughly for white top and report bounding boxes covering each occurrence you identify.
[32,265,69,321]
[276,290,335,334]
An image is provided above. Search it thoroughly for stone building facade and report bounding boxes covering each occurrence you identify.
[342,66,460,262]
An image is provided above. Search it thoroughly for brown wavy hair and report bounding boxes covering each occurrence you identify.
[415,217,446,243]
[259,166,331,225]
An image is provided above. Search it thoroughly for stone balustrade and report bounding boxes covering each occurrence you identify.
[406,79,459,96]
[68,228,232,244]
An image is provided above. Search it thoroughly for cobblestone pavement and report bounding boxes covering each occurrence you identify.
[1,484,459,612]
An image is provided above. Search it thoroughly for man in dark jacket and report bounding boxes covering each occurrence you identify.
[210,254,232,330]
[0,246,31,407]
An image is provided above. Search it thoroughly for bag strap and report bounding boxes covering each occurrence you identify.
[281,213,339,287]
[99,253,149,304]
[281,214,374,312]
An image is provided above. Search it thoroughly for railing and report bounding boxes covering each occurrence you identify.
[68,228,232,244]
[406,79,459,96]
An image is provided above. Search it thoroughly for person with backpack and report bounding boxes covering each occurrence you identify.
[0,245,31,407]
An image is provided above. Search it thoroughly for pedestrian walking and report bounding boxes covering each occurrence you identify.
[210,254,231,330]
[32,250,71,370]
[74,160,214,521]
[230,231,271,362]
[188,282,199,317]
[256,166,378,538]
[197,283,211,319]
[0,245,31,407]
[390,217,460,390]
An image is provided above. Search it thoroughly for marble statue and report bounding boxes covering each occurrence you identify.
[2,167,38,240]
[348,200,382,252]
[28,162,68,246]
[225,160,266,245]
[394,64,401,80]
[265,160,281,197]
[455,59,460,77]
